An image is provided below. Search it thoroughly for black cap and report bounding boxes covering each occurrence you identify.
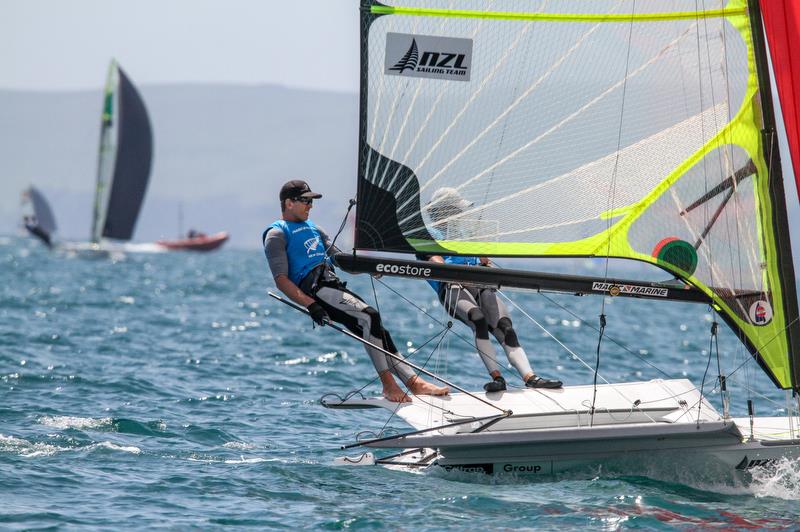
[279,180,323,201]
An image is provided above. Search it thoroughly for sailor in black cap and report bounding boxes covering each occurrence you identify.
[263,180,448,402]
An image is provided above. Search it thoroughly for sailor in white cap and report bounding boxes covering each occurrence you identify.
[422,187,563,391]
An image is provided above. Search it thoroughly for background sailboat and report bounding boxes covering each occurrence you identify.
[321,0,800,479]
[21,185,57,247]
[64,59,155,257]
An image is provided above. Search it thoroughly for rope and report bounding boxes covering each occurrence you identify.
[590,0,636,428]
[374,276,520,387]
[590,313,606,427]
[537,292,674,379]
[326,199,355,255]
[317,323,452,408]
[374,328,453,437]
[497,291,610,384]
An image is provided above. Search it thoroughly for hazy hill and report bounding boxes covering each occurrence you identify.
[1,84,798,272]
[0,84,359,248]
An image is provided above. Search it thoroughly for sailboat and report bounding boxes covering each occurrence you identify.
[318,0,800,479]
[64,59,154,258]
[21,186,57,248]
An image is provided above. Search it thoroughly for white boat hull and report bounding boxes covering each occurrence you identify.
[327,379,800,480]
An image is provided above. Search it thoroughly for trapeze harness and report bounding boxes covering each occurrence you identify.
[264,220,415,381]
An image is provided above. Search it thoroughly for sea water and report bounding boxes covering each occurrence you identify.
[1,236,798,529]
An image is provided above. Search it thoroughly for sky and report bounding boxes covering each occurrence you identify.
[2,0,799,264]
[0,0,359,93]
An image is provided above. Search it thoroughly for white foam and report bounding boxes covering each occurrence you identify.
[89,441,141,454]
[0,434,66,457]
[224,456,268,464]
[38,415,112,430]
[283,356,310,365]
[223,441,256,450]
[749,457,800,500]
[187,453,275,464]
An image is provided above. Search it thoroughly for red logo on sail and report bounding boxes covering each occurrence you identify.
[754,303,767,323]
[748,300,773,326]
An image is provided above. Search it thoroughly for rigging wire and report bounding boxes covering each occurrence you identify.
[496,291,608,384]
[591,0,637,425]
[697,321,716,424]
[712,320,727,417]
[326,198,356,255]
[373,328,453,438]
[590,314,607,427]
[373,276,526,388]
[319,325,453,410]
[537,291,674,379]
[694,0,715,426]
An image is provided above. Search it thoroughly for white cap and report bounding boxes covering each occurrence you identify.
[427,187,473,215]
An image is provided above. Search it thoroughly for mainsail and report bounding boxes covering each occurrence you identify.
[353,0,800,389]
[91,60,153,243]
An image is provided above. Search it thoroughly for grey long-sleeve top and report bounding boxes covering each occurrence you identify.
[263,224,340,282]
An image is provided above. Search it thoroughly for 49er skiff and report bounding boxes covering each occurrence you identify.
[290,0,800,479]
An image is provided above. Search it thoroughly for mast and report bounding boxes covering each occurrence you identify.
[178,202,184,238]
[91,60,118,243]
[355,0,373,252]
[748,0,800,392]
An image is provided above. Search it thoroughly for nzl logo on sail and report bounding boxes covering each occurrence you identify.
[385,33,473,82]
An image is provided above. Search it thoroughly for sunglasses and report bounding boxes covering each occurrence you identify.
[292,197,313,205]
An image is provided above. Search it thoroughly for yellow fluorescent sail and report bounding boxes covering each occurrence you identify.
[354,0,799,389]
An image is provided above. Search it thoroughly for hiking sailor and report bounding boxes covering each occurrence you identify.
[263,180,449,402]
[423,187,563,392]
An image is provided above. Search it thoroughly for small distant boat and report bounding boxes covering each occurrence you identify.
[156,231,229,252]
[21,186,57,247]
[61,59,153,258]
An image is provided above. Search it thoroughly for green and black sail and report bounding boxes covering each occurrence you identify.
[91,60,153,243]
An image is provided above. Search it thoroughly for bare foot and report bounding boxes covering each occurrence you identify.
[383,386,412,403]
[379,371,411,403]
[407,376,449,396]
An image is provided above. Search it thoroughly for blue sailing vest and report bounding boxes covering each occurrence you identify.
[265,220,329,285]
[422,227,480,293]
[427,255,479,294]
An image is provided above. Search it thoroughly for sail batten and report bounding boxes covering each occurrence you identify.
[370,6,747,23]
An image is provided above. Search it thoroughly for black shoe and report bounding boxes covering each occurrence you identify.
[526,375,563,389]
[483,375,507,393]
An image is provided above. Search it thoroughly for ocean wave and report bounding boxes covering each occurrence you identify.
[0,434,68,457]
[38,415,113,430]
[0,433,141,458]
